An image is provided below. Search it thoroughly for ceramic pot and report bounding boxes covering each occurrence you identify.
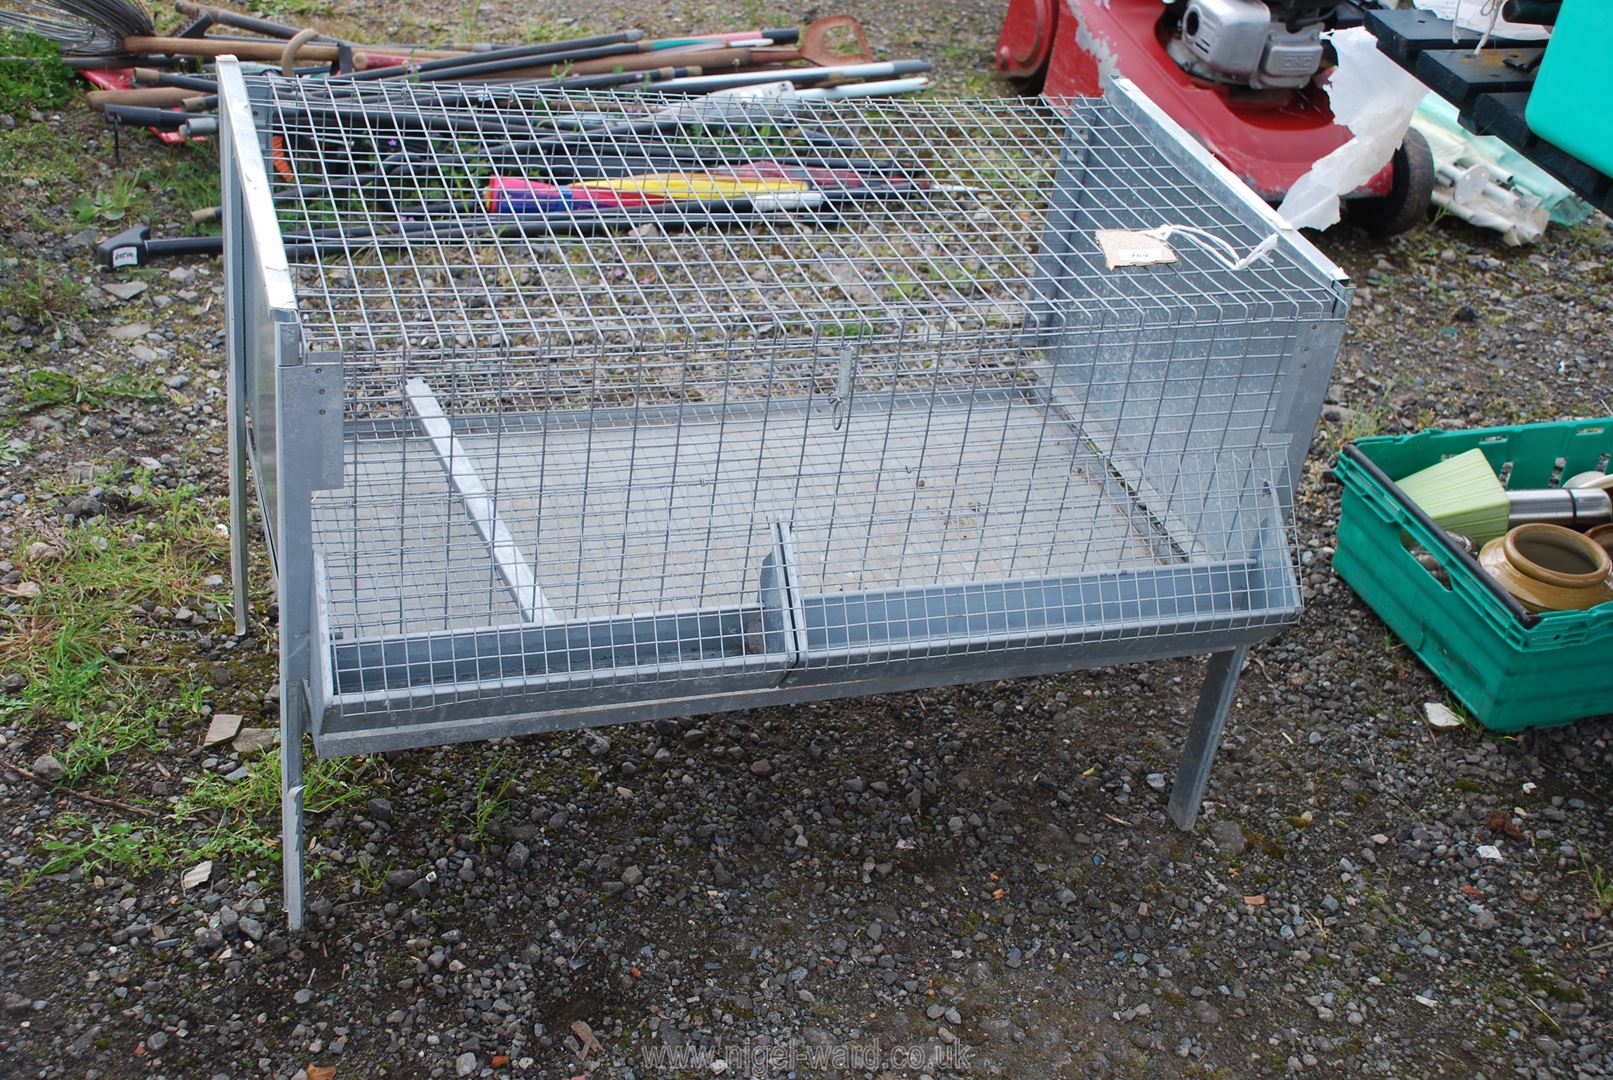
[1478,523,1613,613]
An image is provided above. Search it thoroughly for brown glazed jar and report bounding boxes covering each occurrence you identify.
[1587,523,1613,564]
[1478,523,1613,613]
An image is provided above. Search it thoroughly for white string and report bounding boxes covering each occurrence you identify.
[1453,0,1507,51]
[1474,0,1504,51]
[1141,224,1280,272]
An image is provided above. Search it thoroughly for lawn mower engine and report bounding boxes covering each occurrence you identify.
[995,0,1434,234]
[1170,0,1334,90]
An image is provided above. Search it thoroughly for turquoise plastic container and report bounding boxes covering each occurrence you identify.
[1525,0,1613,175]
[1333,419,1613,732]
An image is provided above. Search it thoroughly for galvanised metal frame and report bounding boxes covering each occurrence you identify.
[219,60,1350,928]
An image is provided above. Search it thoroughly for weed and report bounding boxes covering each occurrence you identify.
[176,679,210,718]
[0,32,76,115]
[469,752,514,841]
[1575,850,1613,914]
[72,171,152,225]
[23,369,164,411]
[349,852,392,894]
[59,706,171,784]
[1334,380,1400,443]
[0,426,30,467]
[244,0,330,17]
[22,815,176,885]
[457,0,483,44]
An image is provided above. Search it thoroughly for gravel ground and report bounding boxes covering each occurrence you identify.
[2,1,1612,1077]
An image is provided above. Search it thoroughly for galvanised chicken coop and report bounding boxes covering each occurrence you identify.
[215,61,1348,926]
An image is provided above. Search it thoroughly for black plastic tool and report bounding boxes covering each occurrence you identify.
[96,225,222,269]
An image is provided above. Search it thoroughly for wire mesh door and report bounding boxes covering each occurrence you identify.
[231,72,1348,752]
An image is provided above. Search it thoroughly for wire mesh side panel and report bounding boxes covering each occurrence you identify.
[245,77,1345,729]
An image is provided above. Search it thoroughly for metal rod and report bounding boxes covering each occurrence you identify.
[329,38,650,84]
[132,66,218,91]
[328,30,647,82]
[404,378,559,625]
[173,1,337,42]
[101,102,195,129]
[650,59,932,94]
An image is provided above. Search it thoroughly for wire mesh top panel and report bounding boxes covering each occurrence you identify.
[251,77,1345,405]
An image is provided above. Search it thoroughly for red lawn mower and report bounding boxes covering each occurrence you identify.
[996,0,1434,235]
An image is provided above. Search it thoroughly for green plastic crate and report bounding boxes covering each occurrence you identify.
[1333,418,1613,732]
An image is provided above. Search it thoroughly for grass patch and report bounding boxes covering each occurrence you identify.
[24,814,177,884]
[16,752,376,890]
[2,475,231,786]
[0,31,76,116]
[520,18,590,43]
[3,478,226,665]
[2,478,229,788]
[176,750,373,862]
[0,115,79,179]
[0,634,180,785]
[58,704,172,784]
[816,320,887,339]
[156,145,223,234]
[0,261,88,326]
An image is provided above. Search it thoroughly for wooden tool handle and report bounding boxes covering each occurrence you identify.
[87,85,205,106]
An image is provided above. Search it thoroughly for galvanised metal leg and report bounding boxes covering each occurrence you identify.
[1167,646,1248,831]
[227,353,249,637]
[280,691,306,931]
[223,163,248,638]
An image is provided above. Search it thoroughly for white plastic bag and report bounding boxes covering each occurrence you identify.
[1276,27,1427,231]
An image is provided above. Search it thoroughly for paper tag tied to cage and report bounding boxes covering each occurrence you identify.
[1095,229,1178,269]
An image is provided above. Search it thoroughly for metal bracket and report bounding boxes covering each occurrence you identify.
[758,522,808,671]
[281,352,344,491]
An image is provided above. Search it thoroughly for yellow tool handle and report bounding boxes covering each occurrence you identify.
[577,173,812,199]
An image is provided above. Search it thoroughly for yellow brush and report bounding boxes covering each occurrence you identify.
[576,173,812,200]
